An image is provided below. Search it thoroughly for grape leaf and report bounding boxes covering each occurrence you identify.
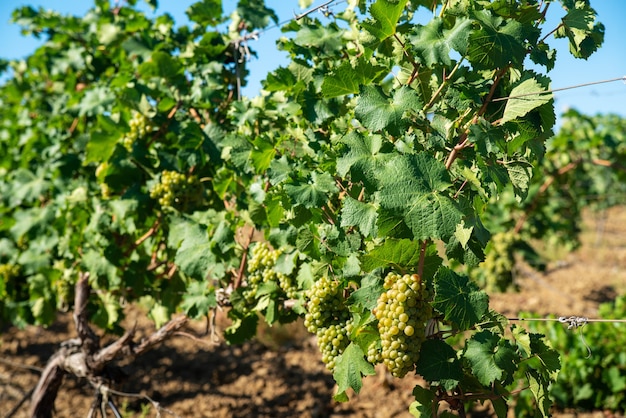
[433,267,488,330]
[321,60,387,98]
[467,9,526,69]
[376,153,463,241]
[181,281,217,319]
[502,76,552,124]
[336,132,390,191]
[556,5,604,59]
[410,17,472,67]
[224,312,259,345]
[355,85,422,136]
[360,238,442,276]
[361,0,408,42]
[333,342,376,400]
[340,196,378,237]
[348,272,384,311]
[415,339,463,388]
[186,0,222,27]
[529,333,560,375]
[84,131,119,164]
[284,171,338,208]
[170,219,216,280]
[464,330,518,386]
[527,369,552,417]
[410,385,436,418]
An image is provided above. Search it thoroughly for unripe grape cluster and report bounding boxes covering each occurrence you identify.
[372,272,432,378]
[303,276,353,371]
[150,170,202,210]
[479,231,517,292]
[0,263,20,281]
[244,242,298,303]
[122,111,152,151]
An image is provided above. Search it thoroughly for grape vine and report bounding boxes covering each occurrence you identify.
[0,0,612,416]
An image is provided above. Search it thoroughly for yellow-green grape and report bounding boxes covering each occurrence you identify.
[479,231,517,292]
[243,242,299,304]
[316,321,354,370]
[121,111,152,151]
[373,272,432,378]
[0,263,21,282]
[303,276,352,371]
[150,170,201,210]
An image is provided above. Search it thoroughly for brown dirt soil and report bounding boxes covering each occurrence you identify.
[2,207,626,417]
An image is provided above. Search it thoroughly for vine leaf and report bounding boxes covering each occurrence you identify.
[321,60,387,98]
[348,272,384,311]
[333,342,376,401]
[360,238,442,276]
[284,171,338,208]
[355,85,422,136]
[410,17,472,67]
[556,5,604,59]
[186,0,222,27]
[376,153,462,241]
[467,9,526,69]
[529,333,560,375]
[336,132,390,190]
[433,267,488,330]
[181,281,217,319]
[527,369,552,417]
[169,218,216,280]
[415,339,463,389]
[463,330,519,386]
[501,76,552,124]
[340,196,378,238]
[409,386,436,418]
[361,0,408,42]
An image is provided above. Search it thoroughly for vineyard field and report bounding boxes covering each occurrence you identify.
[3,207,626,418]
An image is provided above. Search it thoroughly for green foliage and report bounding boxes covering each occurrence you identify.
[518,296,626,413]
[0,0,609,415]
[473,110,626,288]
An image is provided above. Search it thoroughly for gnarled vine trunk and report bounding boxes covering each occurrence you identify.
[28,273,189,417]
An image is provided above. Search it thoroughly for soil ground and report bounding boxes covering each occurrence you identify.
[2,207,626,418]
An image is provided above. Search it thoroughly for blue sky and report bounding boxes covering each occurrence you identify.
[1,0,624,119]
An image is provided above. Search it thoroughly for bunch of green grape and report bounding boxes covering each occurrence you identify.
[0,263,21,282]
[372,272,432,378]
[479,231,517,292]
[149,170,202,211]
[243,242,298,303]
[122,111,152,151]
[303,276,353,371]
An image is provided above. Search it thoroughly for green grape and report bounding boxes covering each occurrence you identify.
[121,111,152,151]
[243,242,299,304]
[373,272,432,378]
[479,231,517,292]
[0,263,21,282]
[150,170,203,211]
[303,276,353,371]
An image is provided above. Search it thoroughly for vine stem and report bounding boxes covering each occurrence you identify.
[127,217,161,256]
[424,59,462,111]
[539,22,563,45]
[445,66,510,170]
[233,227,255,290]
[418,240,428,278]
